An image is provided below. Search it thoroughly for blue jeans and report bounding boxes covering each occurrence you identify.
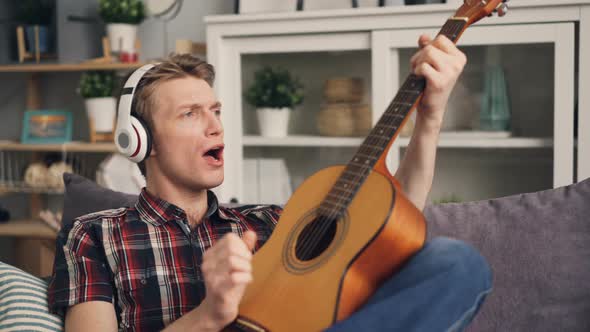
[326,237,492,332]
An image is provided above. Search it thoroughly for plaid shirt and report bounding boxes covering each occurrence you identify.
[48,189,282,331]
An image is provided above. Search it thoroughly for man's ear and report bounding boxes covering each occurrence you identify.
[149,139,157,157]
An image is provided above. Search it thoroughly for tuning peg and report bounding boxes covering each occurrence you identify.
[496,2,508,17]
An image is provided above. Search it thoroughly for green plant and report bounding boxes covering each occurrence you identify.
[244,67,304,109]
[78,71,116,99]
[99,0,145,25]
[16,0,54,26]
[433,194,462,205]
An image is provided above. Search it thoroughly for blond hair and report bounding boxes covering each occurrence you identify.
[127,53,215,176]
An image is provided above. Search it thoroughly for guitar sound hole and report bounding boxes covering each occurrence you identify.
[295,217,337,261]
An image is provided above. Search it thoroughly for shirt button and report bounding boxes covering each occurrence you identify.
[140,278,147,285]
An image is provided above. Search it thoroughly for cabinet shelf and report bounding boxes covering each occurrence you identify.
[243,133,553,149]
[0,62,145,73]
[0,219,57,239]
[243,135,363,147]
[0,141,117,153]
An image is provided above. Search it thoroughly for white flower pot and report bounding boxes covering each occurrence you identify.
[257,107,291,137]
[106,23,138,53]
[85,97,117,133]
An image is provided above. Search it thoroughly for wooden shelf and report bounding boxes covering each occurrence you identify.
[0,141,117,152]
[0,62,145,73]
[0,185,64,195]
[0,219,57,239]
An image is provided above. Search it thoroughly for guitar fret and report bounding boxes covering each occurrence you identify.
[391,101,413,107]
[330,186,352,195]
[355,152,379,160]
[383,113,406,120]
[327,191,349,201]
[324,199,348,209]
[375,123,398,130]
[399,89,421,95]
[367,133,391,141]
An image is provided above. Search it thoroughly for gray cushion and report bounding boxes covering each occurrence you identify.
[61,173,137,227]
[0,261,63,331]
[425,177,590,332]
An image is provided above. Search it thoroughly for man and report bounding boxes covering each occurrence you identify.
[49,34,491,331]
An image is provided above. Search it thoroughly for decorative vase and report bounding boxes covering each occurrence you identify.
[25,25,50,53]
[106,23,138,54]
[480,65,511,131]
[85,97,117,133]
[257,107,291,137]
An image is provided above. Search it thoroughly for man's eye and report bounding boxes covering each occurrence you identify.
[183,111,194,117]
[215,109,221,116]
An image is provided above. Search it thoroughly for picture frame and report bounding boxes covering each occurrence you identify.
[21,110,73,144]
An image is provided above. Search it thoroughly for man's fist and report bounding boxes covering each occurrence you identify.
[200,231,257,329]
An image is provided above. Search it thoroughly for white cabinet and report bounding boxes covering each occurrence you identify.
[206,0,589,204]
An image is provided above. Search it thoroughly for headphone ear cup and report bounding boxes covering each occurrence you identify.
[129,114,153,163]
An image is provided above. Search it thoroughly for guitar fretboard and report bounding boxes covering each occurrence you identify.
[319,18,467,218]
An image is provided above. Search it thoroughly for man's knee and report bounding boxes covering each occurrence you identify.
[427,237,492,291]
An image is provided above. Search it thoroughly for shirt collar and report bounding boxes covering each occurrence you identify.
[135,188,226,226]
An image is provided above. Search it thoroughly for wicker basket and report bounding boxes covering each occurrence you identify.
[323,78,364,103]
[317,103,372,137]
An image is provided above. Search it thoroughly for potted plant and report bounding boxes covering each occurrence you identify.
[16,0,54,54]
[99,0,145,57]
[79,71,117,134]
[244,67,304,137]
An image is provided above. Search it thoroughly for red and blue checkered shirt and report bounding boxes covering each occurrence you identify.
[48,189,282,331]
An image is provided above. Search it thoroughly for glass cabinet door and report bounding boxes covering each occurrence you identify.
[372,23,575,202]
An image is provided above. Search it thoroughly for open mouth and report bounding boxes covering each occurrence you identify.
[203,145,224,163]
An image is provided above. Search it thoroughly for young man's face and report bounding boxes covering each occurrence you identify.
[149,76,224,191]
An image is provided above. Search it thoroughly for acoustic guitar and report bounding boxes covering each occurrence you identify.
[227,1,508,331]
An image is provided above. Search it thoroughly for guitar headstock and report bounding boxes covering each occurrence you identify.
[454,0,509,26]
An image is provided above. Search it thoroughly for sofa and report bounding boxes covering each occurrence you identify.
[1,173,589,331]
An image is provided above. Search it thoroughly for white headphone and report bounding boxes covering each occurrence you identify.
[115,63,157,163]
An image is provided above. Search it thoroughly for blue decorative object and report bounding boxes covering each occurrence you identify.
[0,206,10,223]
[480,65,511,131]
[21,110,73,144]
[25,25,50,53]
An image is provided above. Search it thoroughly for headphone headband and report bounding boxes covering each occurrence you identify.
[115,63,158,163]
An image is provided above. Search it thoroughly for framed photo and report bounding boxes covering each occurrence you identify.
[21,110,73,144]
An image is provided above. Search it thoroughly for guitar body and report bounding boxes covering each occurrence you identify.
[230,166,426,331]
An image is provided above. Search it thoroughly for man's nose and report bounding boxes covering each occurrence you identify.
[206,112,223,137]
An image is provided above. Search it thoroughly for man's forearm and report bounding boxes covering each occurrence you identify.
[394,110,442,211]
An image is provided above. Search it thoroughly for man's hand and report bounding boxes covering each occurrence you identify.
[410,34,467,131]
[200,231,257,330]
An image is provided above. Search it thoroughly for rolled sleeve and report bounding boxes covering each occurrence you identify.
[48,220,113,318]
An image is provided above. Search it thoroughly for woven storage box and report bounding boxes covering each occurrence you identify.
[323,78,364,103]
[317,103,371,137]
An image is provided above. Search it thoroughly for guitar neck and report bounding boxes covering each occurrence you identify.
[319,18,469,216]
